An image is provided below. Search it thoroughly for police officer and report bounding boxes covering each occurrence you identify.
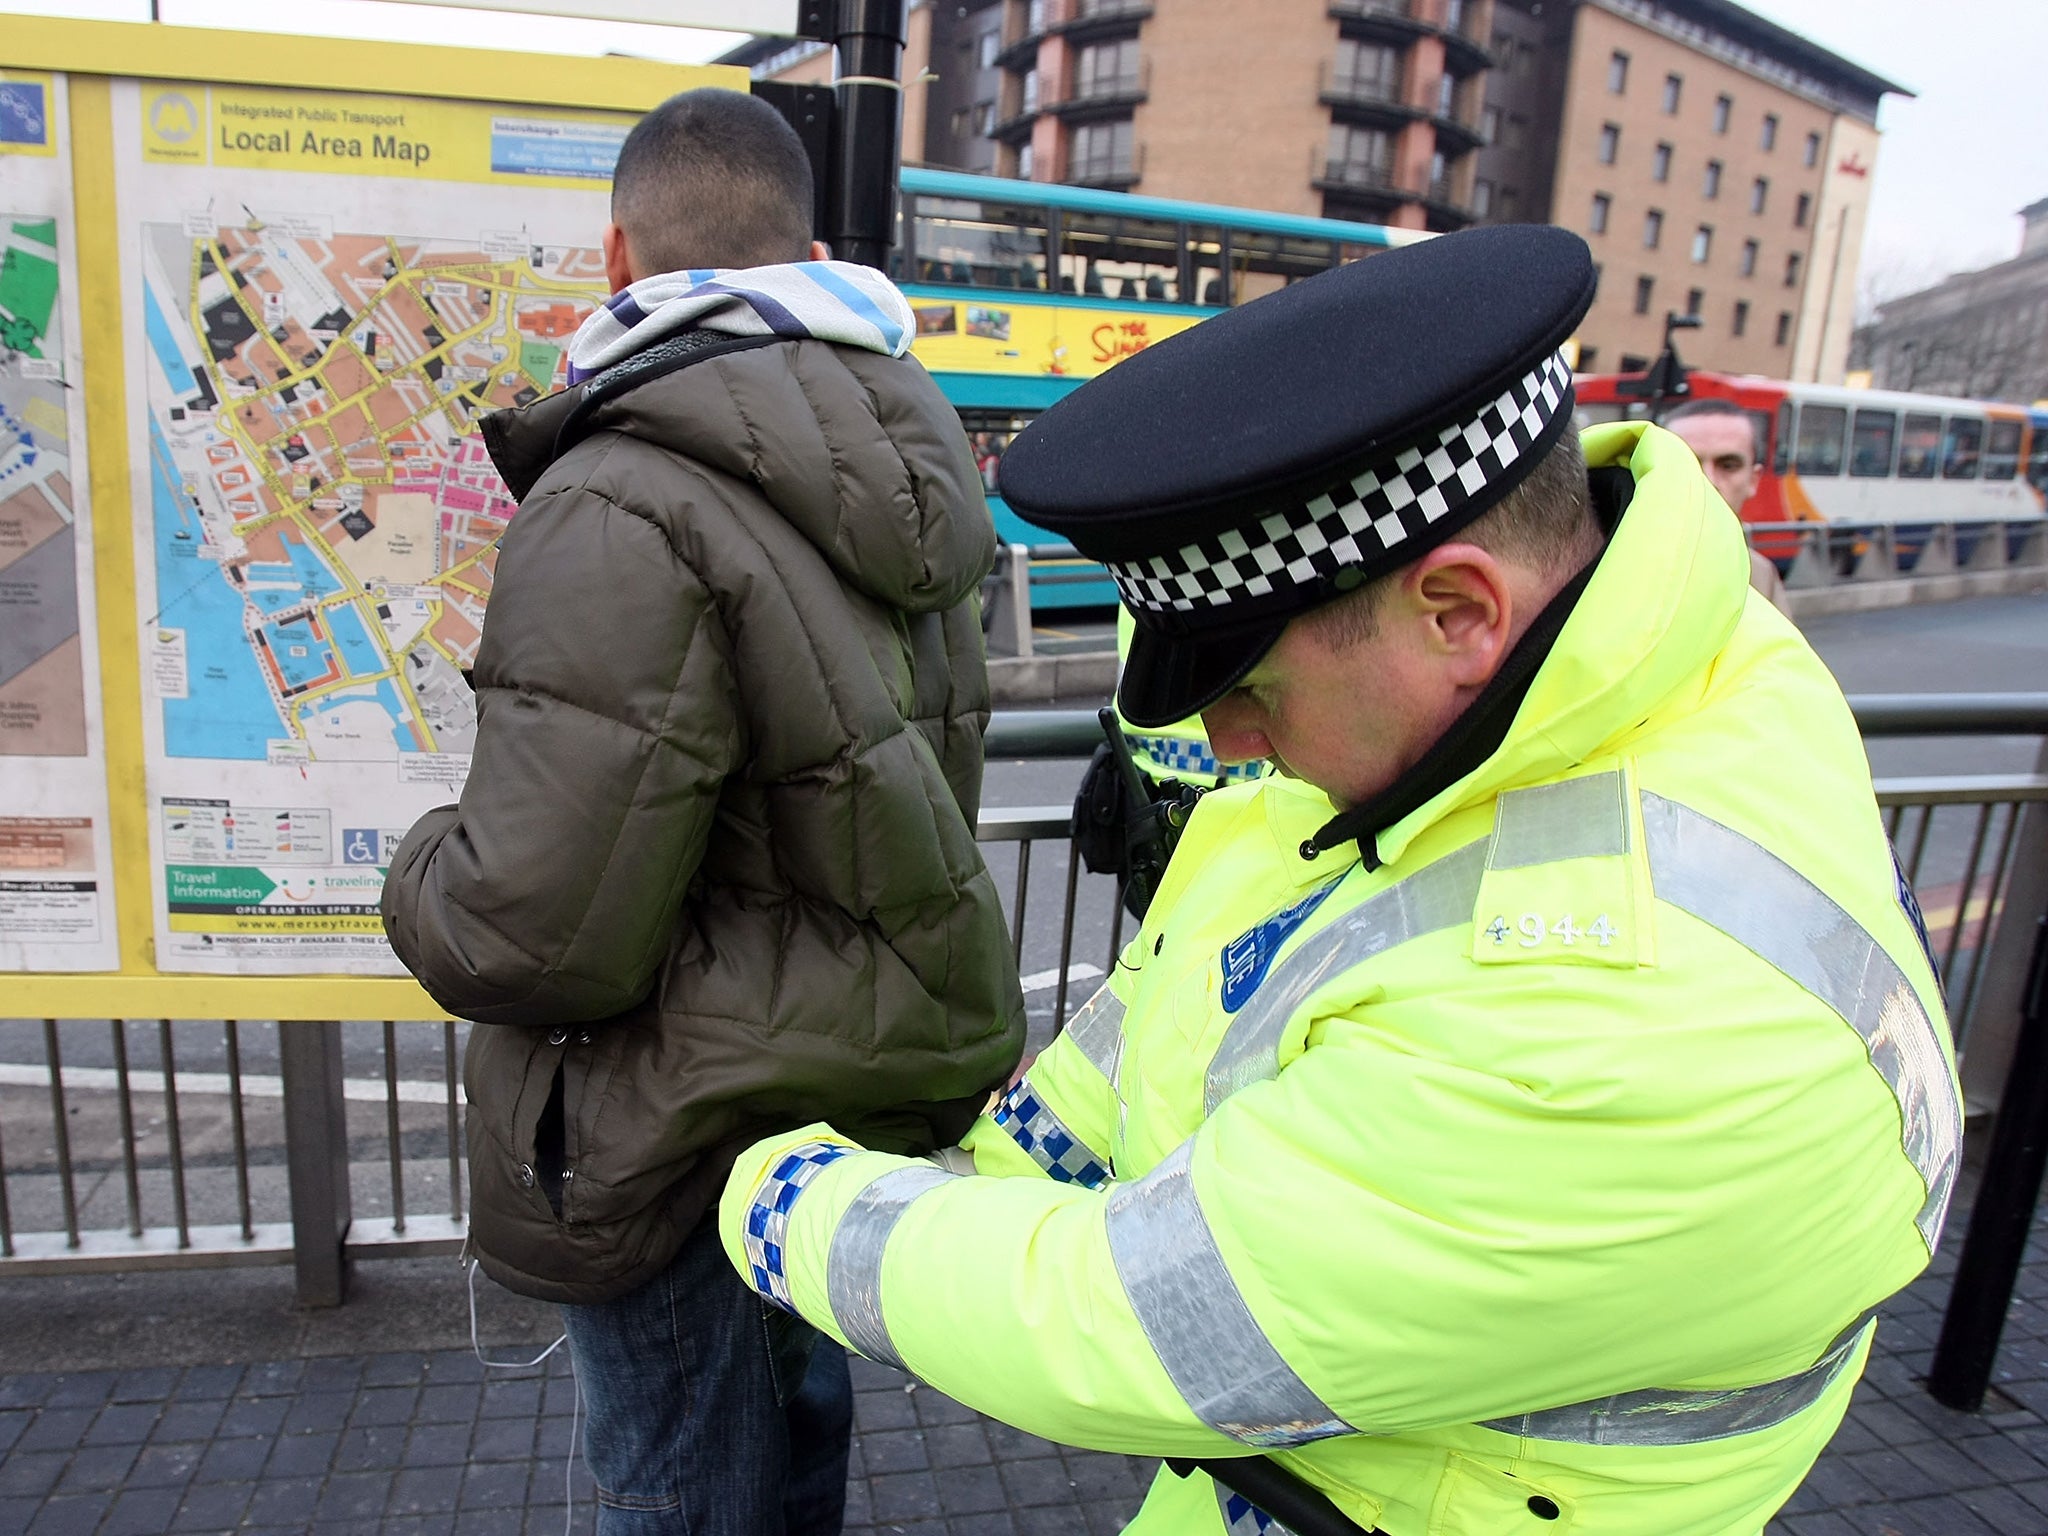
[715,226,1958,1535]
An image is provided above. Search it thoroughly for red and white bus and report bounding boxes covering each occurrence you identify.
[1575,372,2048,531]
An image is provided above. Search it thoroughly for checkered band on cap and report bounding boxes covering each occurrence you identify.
[1109,349,1573,617]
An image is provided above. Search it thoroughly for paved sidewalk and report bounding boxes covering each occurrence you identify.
[7,1178,2048,1535]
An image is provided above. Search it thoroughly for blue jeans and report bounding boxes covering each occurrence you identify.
[563,1220,852,1535]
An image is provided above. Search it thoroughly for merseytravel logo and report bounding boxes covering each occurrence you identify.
[143,87,207,165]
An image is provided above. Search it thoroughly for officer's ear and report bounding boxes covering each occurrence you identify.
[1403,543,1515,690]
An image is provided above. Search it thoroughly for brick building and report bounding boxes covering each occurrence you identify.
[723,0,1905,379]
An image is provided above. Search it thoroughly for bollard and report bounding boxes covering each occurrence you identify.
[280,1020,353,1307]
[1929,917,2048,1410]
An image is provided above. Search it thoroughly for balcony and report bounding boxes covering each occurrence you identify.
[1429,101,1485,153]
[1051,60,1151,119]
[1319,61,1423,128]
[1313,154,1402,195]
[1067,141,1145,188]
[1328,0,1428,45]
[1059,0,1154,45]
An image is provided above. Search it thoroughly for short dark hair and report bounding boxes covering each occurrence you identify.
[1305,429,1601,649]
[611,89,814,274]
[1662,396,1759,459]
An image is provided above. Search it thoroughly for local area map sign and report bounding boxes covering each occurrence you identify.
[0,68,121,973]
[117,79,636,973]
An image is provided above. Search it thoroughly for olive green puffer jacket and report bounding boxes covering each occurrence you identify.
[381,334,1026,1304]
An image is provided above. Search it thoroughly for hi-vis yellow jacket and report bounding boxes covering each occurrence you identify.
[719,423,1959,1536]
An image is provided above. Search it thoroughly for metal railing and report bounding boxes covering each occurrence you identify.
[4,697,2045,1304]
[1744,518,2048,587]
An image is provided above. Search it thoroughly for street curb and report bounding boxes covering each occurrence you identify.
[1784,567,2048,619]
[988,651,1118,706]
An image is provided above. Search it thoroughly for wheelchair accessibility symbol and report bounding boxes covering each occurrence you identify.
[342,829,381,865]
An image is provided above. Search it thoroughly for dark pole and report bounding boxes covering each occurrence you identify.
[828,0,906,271]
[1930,916,2048,1410]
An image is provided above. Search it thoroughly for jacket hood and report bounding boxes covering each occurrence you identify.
[483,337,995,614]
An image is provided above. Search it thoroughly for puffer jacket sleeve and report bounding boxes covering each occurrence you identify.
[382,449,740,1025]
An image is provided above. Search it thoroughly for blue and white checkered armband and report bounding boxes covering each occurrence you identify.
[991,1078,1112,1189]
[741,1141,853,1312]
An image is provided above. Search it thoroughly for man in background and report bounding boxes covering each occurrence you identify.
[1664,396,1793,613]
[383,89,1024,1534]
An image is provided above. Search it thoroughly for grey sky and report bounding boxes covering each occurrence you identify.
[11,0,2045,301]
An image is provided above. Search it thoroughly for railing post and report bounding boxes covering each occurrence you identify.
[1930,916,2048,1410]
[984,543,1036,658]
[1961,736,2048,1108]
[280,1020,352,1306]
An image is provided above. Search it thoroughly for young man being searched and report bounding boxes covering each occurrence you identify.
[382,89,1025,1534]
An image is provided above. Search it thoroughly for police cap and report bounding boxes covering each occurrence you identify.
[998,224,1597,729]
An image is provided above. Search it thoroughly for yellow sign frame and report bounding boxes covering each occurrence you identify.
[5,19,743,1019]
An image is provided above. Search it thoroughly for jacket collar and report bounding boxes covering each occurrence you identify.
[1297,423,1749,871]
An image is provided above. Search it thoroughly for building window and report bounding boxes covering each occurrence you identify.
[1334,38,1401,102]
[1703,159,1722,198]
[1590,193,1611,234]
[1733,299,1750,336]
[1609,50,1629,93]
[1437,72,1457,117]
[1472,179,1494,217]
[1804,131,1822,167]
[1774,311,1792,346]
[1069,119,1136,182]
[1686,287,1703,316]
[1325,123,1395,187]
[1634,275,1655,315]
[1653,142,1672,182]
[1662,73,1682,113]
[1713,94,1732,134]
[1761,113,1779,151]
[1692,225,1712,263]
[1785,251,1803,287]
[1740,238,1759,276]
[978,29,1000,69]
[1643,209,1663,249]
[1579,346,1598,370]
[972,100,995,135]
[1022,69,1039,112]
[1795,192,1813,228]
[1075,38,1142,101]
[1481,105,1502,144]
[1017,142,1034,178]
[1598,123,1620,164]
[1750,177,1768,215]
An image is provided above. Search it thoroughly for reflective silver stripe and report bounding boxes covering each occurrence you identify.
[1064,983,1127,1087]
[825,1165,956,1372]
[1480,1315,1875,1446]
[1641,792,1960,1250]
[1205,840,1489,1116]
[1490,770,1630,869]
[1105,1141,1352,1447]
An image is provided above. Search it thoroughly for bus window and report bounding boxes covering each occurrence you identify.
[1942,417,1983,479]
[1230,232,1337,304]
[956,408,1038,495]
[1773,401,1793,475]
[1849,409,1896,477]
[1984,419,2022,481]
[911,195,1051,290]
[1794,404,1846,476]
[2029,425,2048,495]
[1745,409,1772,468]
[1898,413,1941,478]
[1059,213,1182,302]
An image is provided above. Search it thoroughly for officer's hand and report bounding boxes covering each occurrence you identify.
[716,1122,861,1293]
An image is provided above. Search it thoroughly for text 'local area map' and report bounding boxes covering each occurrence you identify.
[143,220,605,763]
[0,213,86,759]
